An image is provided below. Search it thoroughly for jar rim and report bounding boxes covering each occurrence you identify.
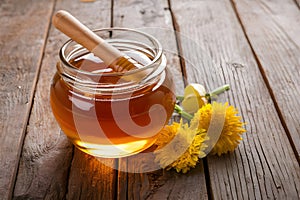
[59,27,163,78]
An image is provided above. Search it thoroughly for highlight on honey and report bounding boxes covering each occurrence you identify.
[50,28,176,159]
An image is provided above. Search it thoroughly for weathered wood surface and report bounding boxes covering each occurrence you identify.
[0,1,55,199]
[295,0,300,7]
[56,1,120,199]
[66,149,117,200]
[12,0,117,199]
[113,0,207,199]
[171,0,300,199]
[233,0,300,161]
[113,0,185,93]
[0,0,299,199]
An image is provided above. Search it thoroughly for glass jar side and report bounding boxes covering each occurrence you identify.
[50,28,176,158]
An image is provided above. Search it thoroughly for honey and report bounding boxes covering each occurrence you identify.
[50,28,175,158]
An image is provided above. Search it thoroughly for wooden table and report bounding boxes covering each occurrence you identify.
[1,0,300,199]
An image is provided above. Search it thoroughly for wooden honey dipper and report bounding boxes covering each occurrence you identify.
[52,10,145,77]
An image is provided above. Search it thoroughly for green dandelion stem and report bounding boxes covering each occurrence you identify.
[210,84,230,96]
[176,84,230,102]
[206,84,230,102]
[174,104,193,120]
[176,96,184,101]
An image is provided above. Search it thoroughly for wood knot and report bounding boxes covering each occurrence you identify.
[227,62,245,69]
[140,9,146,15]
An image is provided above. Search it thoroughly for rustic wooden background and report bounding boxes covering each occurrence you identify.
[0,0,299,199]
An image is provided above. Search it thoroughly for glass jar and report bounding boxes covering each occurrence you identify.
[50,28,175,158]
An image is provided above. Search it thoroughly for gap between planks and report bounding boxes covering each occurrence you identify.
[167,0,214,199]
[293,0,300,9]
[167,0,188,87]
[230,0,300,165]
[9,1,57,199]
[112,0,206,199]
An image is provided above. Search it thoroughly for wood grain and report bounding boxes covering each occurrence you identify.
[63,1,119,199]
[13,0,116,199]
[3,0,299,199]
[66,149,117,200]
[113,0,207,199]
[295,0,300,7]
[117,162,207,200]
[0,1,55,199]
[232,0,300,161]
[170,0,300,199]
[113,0,184,94]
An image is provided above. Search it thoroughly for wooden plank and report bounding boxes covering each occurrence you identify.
[232,0,300,161]
[295,0,300,7]
[113,0,207,199]
[13,0,116,199]
[64,0,118,198]
[0,1,55,199]
[171,0,300,199]
[113,0,184,94]
[118,161,207,200]
[66,149,117,200]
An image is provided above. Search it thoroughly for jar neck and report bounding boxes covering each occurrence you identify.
[57,28,166,95]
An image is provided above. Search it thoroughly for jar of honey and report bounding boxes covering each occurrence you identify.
[50,28,175,158]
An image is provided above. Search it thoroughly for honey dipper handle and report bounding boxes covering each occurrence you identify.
[52,10,123,66]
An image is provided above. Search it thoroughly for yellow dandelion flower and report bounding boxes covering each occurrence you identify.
[154,121,208,173]
[155,122,180,150]
[182,84,208,114]
[180,84,230,114]
[191,102,246,156]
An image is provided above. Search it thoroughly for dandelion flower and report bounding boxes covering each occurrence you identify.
[181,84,230,114]
[155,122,179,150]
[191,102,246,156]
[182,84,208,114]
[154,121,208,173]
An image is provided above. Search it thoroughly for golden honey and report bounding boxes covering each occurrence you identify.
[50,28,175,158]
